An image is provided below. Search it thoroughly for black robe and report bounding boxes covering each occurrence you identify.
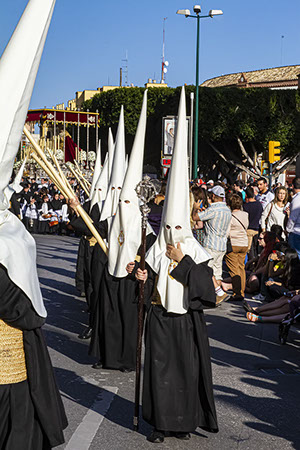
[0,266,67,449]
[8,192,21,218]
[88,220,109,357]
[142,255,218,433]
[71,201,99,308]
[70,204,108,331]
[98,233,157,370]
[75,236,85,294]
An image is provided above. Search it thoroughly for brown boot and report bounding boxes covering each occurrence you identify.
[216,292,230,307]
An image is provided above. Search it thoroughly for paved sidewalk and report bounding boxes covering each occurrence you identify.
[35,235,300,450]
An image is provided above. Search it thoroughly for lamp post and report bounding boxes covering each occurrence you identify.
[177,6,223,179]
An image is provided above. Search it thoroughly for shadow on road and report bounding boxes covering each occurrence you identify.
[206,310,300,449]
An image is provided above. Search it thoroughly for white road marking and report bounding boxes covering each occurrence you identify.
[65,385,118,450]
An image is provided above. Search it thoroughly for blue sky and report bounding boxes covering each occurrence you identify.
[1,0,299,109]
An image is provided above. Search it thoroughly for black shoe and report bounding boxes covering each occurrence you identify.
[174,432,191,440]
[92,360,103,369]
[78,327,92,339]
[229,295,244,302]
[243,300,255,313]
[147,429,165,443]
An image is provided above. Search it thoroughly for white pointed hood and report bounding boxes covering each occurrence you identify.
[91,127,115,212]
[146,87,210,314]
[0,0,56,318]
[91,152,108,210]
[108,90,148,278]
[9,157,27,195]
[107,127,115,179]
[100,106,126,222]
[89,140,102,204]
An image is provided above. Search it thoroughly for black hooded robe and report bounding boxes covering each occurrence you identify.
[0,266,67,449]
[75,235,85,294]
[71,201,100,309]
[97,233,157,370]
[70,205,108,335]
[142,255,219,434]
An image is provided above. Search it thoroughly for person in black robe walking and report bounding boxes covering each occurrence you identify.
[97,232,155,372]
[96,90,152,372]
[0,0,67,445]
[137,248,218,442]
[139,86,218,443]
[70,199,107,340]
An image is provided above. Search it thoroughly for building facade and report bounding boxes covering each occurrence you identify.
[201,65,300,90]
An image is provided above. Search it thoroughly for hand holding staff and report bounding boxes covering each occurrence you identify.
[133,176,161,431]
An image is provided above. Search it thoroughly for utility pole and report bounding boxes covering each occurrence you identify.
[161,17,168,83]
[120,67,123,87]
[122,51,129,86]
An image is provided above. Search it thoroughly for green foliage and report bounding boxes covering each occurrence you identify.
[81,85,300,168]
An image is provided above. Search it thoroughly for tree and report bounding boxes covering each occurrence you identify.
[82,86,300,179]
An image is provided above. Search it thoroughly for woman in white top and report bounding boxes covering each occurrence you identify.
[223,194,249,301]
[261,187,288,235]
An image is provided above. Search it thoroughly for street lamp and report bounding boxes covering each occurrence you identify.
[177,5,223,179]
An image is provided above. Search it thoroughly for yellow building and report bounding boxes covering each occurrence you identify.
[144,79,168,89]
[58,81,168,112]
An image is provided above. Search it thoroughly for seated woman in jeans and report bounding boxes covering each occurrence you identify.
[224,194,249,301]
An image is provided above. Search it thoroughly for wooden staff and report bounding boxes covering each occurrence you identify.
[67,164,90,197]
[75,168,90,191]
[74,159,91,187]
[48,149,74,194]
[133,176,159,431]
[30,153,70,199]
[24,127,108,255]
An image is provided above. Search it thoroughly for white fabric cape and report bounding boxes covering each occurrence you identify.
[0,210,47,317]
[0,0,56,318]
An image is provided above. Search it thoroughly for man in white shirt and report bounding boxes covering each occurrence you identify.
[256,177,274,209]
[287,177,300,258]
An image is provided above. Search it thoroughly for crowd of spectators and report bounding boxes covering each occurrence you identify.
[190,176,300,326]
[11,170,300,330]
[9,176,76,235]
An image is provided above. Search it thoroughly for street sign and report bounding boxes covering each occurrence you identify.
[161,158,171,167]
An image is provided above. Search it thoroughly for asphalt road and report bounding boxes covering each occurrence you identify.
[35,234,300,450]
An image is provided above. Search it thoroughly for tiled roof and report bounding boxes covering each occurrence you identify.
[201,65,300,87]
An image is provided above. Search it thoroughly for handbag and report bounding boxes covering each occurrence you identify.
[226,237,233,254]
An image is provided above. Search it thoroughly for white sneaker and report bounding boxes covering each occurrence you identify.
[252,293,265,301]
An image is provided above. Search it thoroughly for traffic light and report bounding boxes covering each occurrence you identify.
[268,141,280,163]
[261,160,269,175]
